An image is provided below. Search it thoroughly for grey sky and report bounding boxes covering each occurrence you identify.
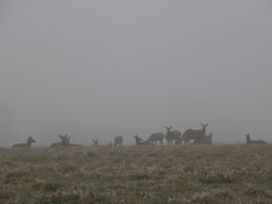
[0,1,272,146]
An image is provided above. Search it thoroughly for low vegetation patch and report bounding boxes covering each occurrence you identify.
[0,144,271,203]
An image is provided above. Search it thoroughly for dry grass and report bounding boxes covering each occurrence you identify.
[0,144,272,203]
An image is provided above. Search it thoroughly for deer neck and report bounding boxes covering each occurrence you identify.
[202,129,206,135]
[247,137,251,143]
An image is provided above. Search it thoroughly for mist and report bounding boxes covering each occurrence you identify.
[0,1,272,146]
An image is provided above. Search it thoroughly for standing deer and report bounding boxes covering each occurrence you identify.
[12,136,36,149]
[133,135,152,145]
[245,134,266,144]
[165,126,182,144]
[92,139,99,146]
[146,132,164,145]
[181,123,208,144]
[114,135,123,147]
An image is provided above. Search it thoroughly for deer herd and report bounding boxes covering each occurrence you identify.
[11,123,267,149]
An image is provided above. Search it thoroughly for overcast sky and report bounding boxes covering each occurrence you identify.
[0,1,271,146]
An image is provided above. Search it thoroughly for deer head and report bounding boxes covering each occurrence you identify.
[59,134,70,145]
[92,139,99,146]
[165,126,173,133]
[134,135,143,143]
[201,123,208,133]
[27,136,36,144]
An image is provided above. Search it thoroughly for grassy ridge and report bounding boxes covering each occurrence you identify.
[0,144,272,203]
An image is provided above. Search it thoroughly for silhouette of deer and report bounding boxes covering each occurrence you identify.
[114,135,123,147]
[146,132,164,145]
[12,136,36,149]
[193,133,213,144]
[165,126,182,144]
[92,139,99,146]
[245,134,266,144]
[50,135,70,148]
[133,135,152,145]
[65,135,83,147]
[181,123,208,144]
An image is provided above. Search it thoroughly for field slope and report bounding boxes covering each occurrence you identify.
[0,144,272,203]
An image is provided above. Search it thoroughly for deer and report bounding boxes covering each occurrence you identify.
[12,136,36,149]
[92,139,99,146]
[193,133,213,144]
[50,135,70,148]
[133,135,152,145]
[146,132,164,145]
[165,126,182,144]
[245,134,266,144]
[181,123,208,144]
[114,135,123,147]
[65,135,83,147]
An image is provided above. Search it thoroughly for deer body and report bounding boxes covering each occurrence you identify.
[182,123,208,144]
[193,133,213,144]
[134,135,152,145]
[12,136,36,149]
[92,139,99,146]
[146,132,164,145]
[165,126,182,144]
[114,135,123,147]
[50,135,70,148]
[50,135,82,148]
[245,134,266,144]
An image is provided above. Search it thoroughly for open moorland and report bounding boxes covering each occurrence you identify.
[0,144,272,204]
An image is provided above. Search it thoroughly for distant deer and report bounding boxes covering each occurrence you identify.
[50,135,70,148]
[12,136,36,149]
[65,135,83,147]
[133,135,152,145]
[146,132,164,145]
[165,126,182,144]
[245,134,266,144]
[181,123,208,144]
[193,133,213,144]
[114,135,123,147]
[92,139,99,146]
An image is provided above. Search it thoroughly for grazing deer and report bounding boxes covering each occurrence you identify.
[12,136,36,149]
[92,139,99,146]
[50,135,70,148]
[133,135,152,145]
[245,134,266,144]
[193,133,213,144]
[165,126,182,144]
[114,135,123,147]
[181,123,208,144]
[146,132,164,145]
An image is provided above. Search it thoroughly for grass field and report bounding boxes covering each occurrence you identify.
[0,144,272,204]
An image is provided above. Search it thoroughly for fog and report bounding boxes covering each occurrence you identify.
[0,1,272,146]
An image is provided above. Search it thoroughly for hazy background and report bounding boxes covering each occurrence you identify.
[0,1,271,146]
